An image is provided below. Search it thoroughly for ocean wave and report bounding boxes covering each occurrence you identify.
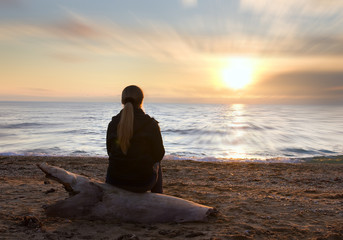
[318,149,337,154]
[1,152,342,164]
[162,125,264,135]
[0,132,15,137]
[72,150,89,155]
[281,148,338,156]
[60,129,100,135]
[282,148,319,155]
[163,154,296,163]
[0,150,102,157]
[1,102,343,163]
[163,154,343,164]
[1,122,48,129]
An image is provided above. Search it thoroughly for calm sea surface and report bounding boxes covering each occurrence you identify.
[1,101,343,163]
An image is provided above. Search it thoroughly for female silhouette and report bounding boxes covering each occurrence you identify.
[106,85,165,193]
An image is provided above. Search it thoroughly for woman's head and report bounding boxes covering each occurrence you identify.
[121,85,144,108]
[117,85,144,154]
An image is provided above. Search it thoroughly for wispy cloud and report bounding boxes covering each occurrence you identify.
[238,0,343,57]
[180,0,198,8]
[251,71,343,98]
[24,88,55,93]
[240,0,343,17]
[1,7,343,63]
[52,15,104,39]
[0,13,199,61]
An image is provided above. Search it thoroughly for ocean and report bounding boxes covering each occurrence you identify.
[1,101,343,163]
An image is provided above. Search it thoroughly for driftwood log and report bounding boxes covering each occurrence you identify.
[37,163,216,223]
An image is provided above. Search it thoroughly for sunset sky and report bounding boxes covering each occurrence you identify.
[1,0,343,104]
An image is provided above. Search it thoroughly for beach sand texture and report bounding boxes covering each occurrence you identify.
[1,156,343,240]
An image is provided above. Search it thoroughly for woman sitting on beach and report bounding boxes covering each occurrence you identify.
[106,85,165,193]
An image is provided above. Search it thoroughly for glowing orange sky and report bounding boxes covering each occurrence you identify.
[1,0,343,104]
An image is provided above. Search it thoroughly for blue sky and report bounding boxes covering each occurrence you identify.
[1,0,343,103]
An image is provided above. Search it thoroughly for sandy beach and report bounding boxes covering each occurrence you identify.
[1,156,343,240]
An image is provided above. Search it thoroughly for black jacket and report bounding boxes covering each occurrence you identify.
[106,107,165,183]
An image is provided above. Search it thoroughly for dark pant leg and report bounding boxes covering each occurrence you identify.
[151,162,163,193]
[106,163,163,193]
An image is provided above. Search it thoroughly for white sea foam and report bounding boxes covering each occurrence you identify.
[163,154,305,163]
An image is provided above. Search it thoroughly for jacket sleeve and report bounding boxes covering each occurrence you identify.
[106,121,112,156]
[106,120,117,156]
[151,120,165,163]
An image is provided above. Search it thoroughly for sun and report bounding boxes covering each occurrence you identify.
[221,57,255,90]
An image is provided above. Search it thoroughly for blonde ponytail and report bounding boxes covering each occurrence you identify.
[117,85,144,155]
[117,102,134,154]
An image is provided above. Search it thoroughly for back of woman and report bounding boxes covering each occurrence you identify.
[106,85,165,193]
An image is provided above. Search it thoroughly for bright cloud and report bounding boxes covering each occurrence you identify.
[180,0,198,8]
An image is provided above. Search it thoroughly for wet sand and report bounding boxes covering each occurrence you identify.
[1,156,343,240]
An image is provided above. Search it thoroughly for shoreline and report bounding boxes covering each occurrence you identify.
[1,156,343,239]
[1,154,343,164]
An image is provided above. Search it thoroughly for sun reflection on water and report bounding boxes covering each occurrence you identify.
[225,104,249,159]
